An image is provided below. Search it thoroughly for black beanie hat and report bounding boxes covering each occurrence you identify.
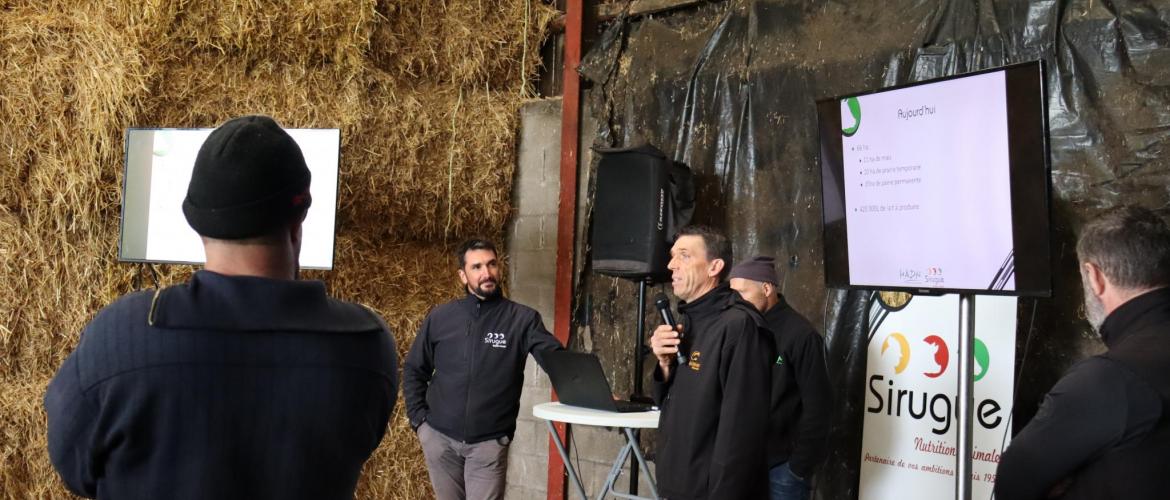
[182,115,312,239]
[728,255,779,286]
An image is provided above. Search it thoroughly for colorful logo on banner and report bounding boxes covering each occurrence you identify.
[871,332,1001,436]
[879,333,990,380]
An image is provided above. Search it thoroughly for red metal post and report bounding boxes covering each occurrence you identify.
[547,0,582,498]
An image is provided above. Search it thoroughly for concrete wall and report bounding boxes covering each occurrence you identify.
[506,98,654,500]
[505,97,560,500]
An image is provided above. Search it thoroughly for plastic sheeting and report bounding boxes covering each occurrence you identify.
[572,1,1170,498]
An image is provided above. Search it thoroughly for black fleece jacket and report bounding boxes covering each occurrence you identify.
[652,284,776,500]
[763,295,832,478]
[403,292,563,443]
[995,288,1170,500]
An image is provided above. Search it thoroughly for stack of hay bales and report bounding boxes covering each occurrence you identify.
[0,1,557,498]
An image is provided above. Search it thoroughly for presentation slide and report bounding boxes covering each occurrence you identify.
[841,71,1015,291]
[120,128,339,269]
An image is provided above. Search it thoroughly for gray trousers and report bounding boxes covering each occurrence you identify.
[418,422,510,500]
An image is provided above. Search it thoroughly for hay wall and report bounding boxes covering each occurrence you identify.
[0,1,556,498]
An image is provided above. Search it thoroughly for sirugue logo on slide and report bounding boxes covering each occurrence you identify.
[841,97,862,137]
[483,332,507,349]
[869,332,1002,435]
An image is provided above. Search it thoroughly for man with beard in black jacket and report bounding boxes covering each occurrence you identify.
[404,239,563,500]
[649,225,776,500]
[995,205,1170,500]
[729,256,832,500]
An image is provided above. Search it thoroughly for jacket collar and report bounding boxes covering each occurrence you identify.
[1098,287,1170,348]
[679,283,735,317]
[149,270,380,333]
[461,288,506,312]
[762,293,790,325]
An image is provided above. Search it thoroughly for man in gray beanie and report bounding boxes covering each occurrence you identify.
[729,256,832,500]
[46,115,398,500]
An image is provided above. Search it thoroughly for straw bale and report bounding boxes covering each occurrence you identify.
[0,377,62,499]
[145,0,377,70]
[0,7,148,218]
[4,0,378,71]
[342,74,521,244]
[372,0,557,90]
[136,53,365,131]
[0,8,159,379]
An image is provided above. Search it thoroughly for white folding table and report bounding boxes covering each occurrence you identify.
[533,402,661,500]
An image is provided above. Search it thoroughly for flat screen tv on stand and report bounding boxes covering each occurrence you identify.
[816,60,1052,500]
[817,61,1052,298]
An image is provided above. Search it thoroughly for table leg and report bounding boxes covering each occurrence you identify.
[597,428,661,500]
[623,427,659,500]
[546,420,588,500]
[597,439,634,500]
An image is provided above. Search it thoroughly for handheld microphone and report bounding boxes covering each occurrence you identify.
[654,293,686,366]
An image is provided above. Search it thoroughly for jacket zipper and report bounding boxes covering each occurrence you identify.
[463,300,480,443]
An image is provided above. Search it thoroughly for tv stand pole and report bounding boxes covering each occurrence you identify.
[956,294,976,500]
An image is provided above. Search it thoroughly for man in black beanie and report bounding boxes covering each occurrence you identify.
[729,256,832,500]
[46,115,398,500]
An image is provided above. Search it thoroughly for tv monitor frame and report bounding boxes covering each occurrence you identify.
[817,60,1052,297]
[118,127,341,270]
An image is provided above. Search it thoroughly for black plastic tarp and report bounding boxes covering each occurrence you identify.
[571,1,1170,498]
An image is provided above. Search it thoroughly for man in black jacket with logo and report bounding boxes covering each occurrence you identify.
[404,239,563,500]
[44,115,398,500]
[995,205,1170,500]
[729,256,831,500]
[650,225,776,500]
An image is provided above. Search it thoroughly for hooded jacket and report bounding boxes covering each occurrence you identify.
[403,292,562,443]
[995,287,1170,500]
[652,284,776,500]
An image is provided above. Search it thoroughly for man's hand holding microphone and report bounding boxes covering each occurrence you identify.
[651,293,685,380]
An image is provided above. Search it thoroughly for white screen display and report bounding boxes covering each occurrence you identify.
[119,128,339,269]
[840,71,1015,291]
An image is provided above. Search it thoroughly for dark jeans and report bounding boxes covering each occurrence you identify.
[769,462,811,500]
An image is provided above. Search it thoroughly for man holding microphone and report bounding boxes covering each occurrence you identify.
[649,225,775,500]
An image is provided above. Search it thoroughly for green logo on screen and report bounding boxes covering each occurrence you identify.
[842,97,862,137]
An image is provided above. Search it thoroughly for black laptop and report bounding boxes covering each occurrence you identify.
[543,351,655,413]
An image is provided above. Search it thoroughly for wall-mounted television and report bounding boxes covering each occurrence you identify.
[119,128,340,270]
[817,61,1051,296]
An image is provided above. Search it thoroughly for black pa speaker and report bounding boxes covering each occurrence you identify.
[591,145,693,280]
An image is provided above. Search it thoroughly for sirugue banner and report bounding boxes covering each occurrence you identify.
[858,294,1016,500]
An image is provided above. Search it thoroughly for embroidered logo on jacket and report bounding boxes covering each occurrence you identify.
[483,332,507,349]
[688,351,701,371]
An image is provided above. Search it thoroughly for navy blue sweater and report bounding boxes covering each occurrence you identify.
[45,271,398,500]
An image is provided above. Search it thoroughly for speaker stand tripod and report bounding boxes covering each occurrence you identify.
[627,278,653,496]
